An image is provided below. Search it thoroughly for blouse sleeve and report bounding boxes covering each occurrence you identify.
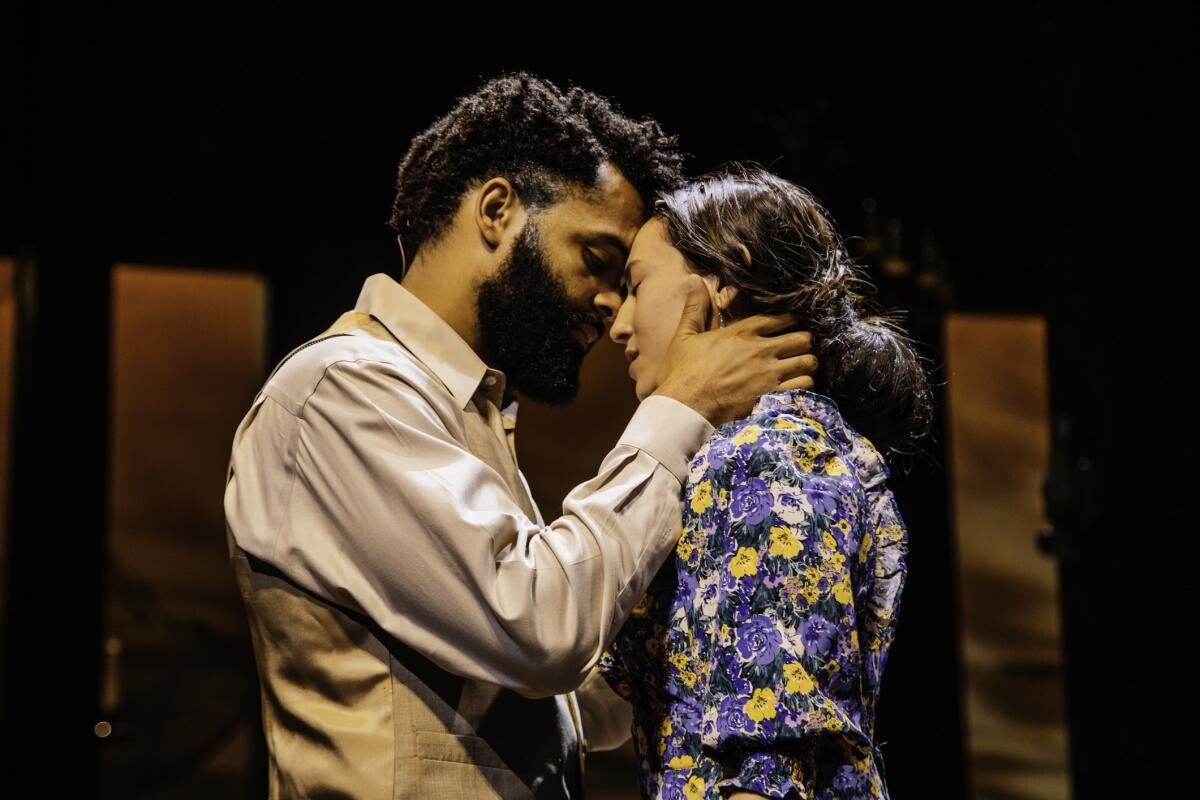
[678,417,890,799]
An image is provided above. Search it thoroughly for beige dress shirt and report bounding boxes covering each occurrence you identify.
[223,273,714,798]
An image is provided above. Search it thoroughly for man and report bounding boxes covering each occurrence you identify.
[223,72,817,799]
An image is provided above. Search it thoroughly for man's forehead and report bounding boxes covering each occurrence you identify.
[575,163,646,239]
[559,203,643,255]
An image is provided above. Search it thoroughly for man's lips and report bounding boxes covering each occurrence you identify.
[570,321,602,349]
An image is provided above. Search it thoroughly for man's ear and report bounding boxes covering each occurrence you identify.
[475,177,522,250]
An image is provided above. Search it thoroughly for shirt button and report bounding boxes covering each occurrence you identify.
[484,376,497,387]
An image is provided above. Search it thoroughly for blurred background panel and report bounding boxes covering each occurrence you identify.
[100,265,265,799]
[0,258,13,631]
[944,315,1069,800]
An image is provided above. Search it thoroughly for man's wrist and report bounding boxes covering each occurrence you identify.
[650,380,718,427]
[618,395,714,483]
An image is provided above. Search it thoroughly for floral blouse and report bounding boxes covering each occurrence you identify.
[599,389,908,800]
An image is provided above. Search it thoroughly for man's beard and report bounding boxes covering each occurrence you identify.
[476,216,604,406]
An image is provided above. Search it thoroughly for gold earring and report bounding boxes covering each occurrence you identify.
[717,308,726,328]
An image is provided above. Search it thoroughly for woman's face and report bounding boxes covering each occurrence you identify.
[610,217,710,400]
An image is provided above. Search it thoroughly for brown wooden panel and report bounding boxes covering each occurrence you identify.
[102,265,265,798]
[0,258,13,618]
[944,314,1069,800]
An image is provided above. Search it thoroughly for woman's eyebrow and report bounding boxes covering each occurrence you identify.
[622,259,644,288]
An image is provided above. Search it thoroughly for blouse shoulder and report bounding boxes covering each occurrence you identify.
[686,390,888,496]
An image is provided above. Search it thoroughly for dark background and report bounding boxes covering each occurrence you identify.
[1,2,1193,796]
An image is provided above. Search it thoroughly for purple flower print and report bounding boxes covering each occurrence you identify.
[832,763,865,792]
[673,571,699,611]
[731,479,772,525]
[736,615,783,666]
[707,436,733,466]
[801,479,838,516]
[799,615,836,656]
[717,694,754,736]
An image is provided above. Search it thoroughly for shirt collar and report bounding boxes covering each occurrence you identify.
[752,388,890,487]
[354,272,508,411]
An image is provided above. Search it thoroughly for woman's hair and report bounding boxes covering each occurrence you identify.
[654,163,933,455]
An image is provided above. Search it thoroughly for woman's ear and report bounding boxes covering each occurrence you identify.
[716,283,741,314]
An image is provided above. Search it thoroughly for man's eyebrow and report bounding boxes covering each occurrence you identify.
[584,231,631,263]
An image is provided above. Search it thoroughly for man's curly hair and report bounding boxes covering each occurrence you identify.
[388,72,686,257]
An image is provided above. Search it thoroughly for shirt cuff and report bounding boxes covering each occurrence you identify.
[617,395,714,484]
[718,750,803,799]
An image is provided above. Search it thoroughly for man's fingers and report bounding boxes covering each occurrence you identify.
[771,331,816,358]
[776,353,819,383]
[673,275,711,338]
[732,309,805,337]
[778,374,816,392]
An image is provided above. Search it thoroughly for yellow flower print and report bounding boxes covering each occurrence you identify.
[720,623,730,643]
[729,546,759,577]
[657,738,667,755]
[668,754,695,769]
[858,531,873,564]
[825,456,849,477]
[670,652,689,671]
[677,541,694,561]
[804,566,821,583]
[836,518,851,534]
[684,776,706,800]
[803,440,822,457]
[830,552,846,570]
[732,424,762,446]
[744,687,778,721]
[834,576,853,605]
[680,670,697,687]
[768,526,802,558]
[783,662,815,694]
[690,480,713,514]
[822,531,838,551]
[775,417,800,430]
[804,418,827,437]
[632,593,653,619]
[801,584,820,604]
[718,487,728,506]
[660,718,673,736]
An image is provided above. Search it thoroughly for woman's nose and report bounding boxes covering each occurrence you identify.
[609,297,633,344]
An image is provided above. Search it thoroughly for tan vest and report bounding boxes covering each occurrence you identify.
[226,312,583,799]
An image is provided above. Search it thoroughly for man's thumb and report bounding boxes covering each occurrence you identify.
[675,275,711,337]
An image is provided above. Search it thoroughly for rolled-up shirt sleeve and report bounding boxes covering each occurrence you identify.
[225,355,712,698]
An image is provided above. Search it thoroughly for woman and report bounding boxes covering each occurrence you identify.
[599,165,932,800]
